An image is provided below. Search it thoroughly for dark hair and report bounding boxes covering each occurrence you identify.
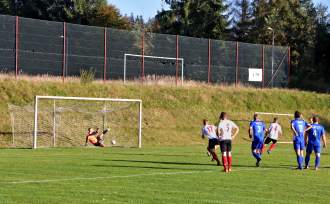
[88,127,91,131]
[203,119,208,125]
[219,112,227,120]
[294,111,301,119]
[273,117,278,122]
[253,113,258,120]
[312,116,319,123]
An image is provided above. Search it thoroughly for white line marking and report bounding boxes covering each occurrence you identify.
[1,167,284,185]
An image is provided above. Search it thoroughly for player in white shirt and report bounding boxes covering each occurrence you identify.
[217,112,239,172]
[201,119,220,166]
[263,117,282,154]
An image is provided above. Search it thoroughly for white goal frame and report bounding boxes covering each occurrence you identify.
[33,96,142,149]
[255,112,293,144]
[123,53,184,84]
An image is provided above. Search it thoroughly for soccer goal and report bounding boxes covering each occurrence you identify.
[123,53,184,83]
[255,112,294,144]
[9,96,142,149]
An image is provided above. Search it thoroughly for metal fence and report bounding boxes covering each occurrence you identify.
[0,14,290,87]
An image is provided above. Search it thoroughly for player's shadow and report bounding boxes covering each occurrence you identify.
[104,152,189,157]
[92,164,213,171]
[105,159,215,166]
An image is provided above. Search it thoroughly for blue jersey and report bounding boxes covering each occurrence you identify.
[250,120,266,141]
[307,124,325,146]
[291,118,307,139]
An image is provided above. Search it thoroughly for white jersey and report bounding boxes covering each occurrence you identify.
[202,125,218,140]
[268,122,282,140]
[218,119,238,141]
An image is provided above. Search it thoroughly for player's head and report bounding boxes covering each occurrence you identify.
[203,119,208,125]
[273,117,278,123]
[309,117,313,124]
[312,116,319,124]
[253,113,259,121]
[88,127,93,133]
[294,111,301,119]
[219,112,227,120]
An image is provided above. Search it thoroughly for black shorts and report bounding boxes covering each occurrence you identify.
[208,138,219,149]
[220,140,232,152]
[264,137,277,144]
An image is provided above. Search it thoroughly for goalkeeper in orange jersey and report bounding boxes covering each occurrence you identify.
[85,127,109,147]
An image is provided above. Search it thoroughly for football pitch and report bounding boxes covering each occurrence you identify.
[0,144,329,204]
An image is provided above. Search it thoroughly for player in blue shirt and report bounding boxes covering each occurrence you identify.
[249,113,266,167]
[304,116,327,170]
[290,111,309,169]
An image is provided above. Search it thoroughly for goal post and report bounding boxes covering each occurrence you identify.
[255,112,294,144]
[8,96,143,149]
[123,53,184,84]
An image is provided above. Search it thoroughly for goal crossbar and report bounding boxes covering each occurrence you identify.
[255,112,293,117]
[124,53,185,84]
[33,96,142,149]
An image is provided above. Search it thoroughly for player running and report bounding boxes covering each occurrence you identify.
[291,111,309,170]
[263,117,282,154]
[85,127,109,147]
[218,112,239,172]
[249,113,267,167]
[304,116,327,170]
[201,119,221,166]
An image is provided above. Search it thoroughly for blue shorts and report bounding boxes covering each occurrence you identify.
[251,140,263,150]
[293,139,305,150]
[306,143,321,153]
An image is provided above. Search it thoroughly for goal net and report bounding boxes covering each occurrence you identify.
[124,53,184,83]
[9,96,142,149]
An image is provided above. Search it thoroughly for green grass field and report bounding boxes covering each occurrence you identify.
[0,144,329,203]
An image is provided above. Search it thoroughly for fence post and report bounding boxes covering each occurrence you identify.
[141,31,145,83]
[235,42,239,86]
[288,47,291,86]
[262,45,265,88]
[208,39,211,83]
[15,16,19,79]
[62,22,66,83]
[176,35,179,85]
[103,27,107,82]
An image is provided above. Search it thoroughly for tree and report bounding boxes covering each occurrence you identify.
[155,0,230,39]
[231,0,253,42]
[91,4,131,29]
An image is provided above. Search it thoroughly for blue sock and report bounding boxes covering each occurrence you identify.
[305,154,310,167]
[315,156,320,168]
[300,156,304,167]
[252,152,260,160]
[297,155,301,168]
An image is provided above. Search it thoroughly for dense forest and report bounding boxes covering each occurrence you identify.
[0,0,329,92]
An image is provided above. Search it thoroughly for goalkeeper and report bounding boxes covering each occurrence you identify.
[85,127,109,147]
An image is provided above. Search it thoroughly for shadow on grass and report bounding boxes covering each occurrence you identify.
[98,159,295,170]
[103,152,190,157]
[92,164,213,171]
[105,159,215,166]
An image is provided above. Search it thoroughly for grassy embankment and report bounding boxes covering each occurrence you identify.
[0,76,329,147]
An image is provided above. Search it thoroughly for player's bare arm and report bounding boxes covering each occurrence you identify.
[291,124,298,136]
[249,127,253,138]
[232,127,239,140]
[322,132,327,148]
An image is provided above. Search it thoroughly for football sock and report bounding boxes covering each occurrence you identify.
[261,145,266,153]
[222,155,228,169]
[305,154,310,167]
[269,143,276,151]
[227,155,232,168]
[211,152,220,163]
[252,152,260,160]
[315,156,320,168]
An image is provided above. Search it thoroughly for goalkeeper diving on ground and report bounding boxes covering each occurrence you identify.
[85,127,109,147]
